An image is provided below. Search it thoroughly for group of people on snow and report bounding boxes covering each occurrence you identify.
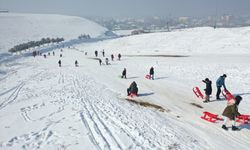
[202,74,227,103]
[202,74,243,131]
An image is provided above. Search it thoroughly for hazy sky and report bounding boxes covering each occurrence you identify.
[1,0,250,17]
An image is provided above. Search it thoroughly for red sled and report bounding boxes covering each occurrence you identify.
[201,111,223,123]
[193,87,204,99]
[236,114,250,124]
[129,93,138,98]
[145,74,151,79]
[222,89,235,102]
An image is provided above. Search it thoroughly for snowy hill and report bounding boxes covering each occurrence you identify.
[0,13,107,53]
[82,27,250,55]
[0,25,250,150]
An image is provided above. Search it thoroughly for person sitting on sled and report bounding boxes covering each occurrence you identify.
[222,95,242,131]
[202,78,212,103]
[127,81,138,96]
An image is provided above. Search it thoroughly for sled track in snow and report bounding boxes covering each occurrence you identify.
[72,77,123,150]
[0,82,25,110]
[72,74,164,149]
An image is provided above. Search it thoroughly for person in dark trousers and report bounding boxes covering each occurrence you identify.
[95,50,98,57]
[48,52,50,56]
[127,81,138,96]
[58,60,61,67]
[60,54,62,57]
[43,54,46,58]
[149,67,154,80]
[75,60,78,67]
[122,68,127,79]
[53,51,55,56]
[202,78,212,103]
[99,59,102,66]
[216,74,227,100]
[118,53,121,60]
[102,49,105,57]
[111,54,114,61]
[105,58,109,65]
[222,95,242,131]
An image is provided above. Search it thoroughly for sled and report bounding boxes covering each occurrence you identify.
[222,89,235,102]
[201,111,223,123]
[236,114,250,124]
[193,87,204,99]
[129,93,138,98]
[145,74,151,79]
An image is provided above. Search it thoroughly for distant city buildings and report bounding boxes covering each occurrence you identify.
[88,15,250,34]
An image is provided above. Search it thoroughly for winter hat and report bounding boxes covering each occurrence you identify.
[205,78,209,81]
[223,74,227,78]
[235,95,242,105]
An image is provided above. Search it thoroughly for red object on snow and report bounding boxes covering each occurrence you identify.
[236,114,250,124]
[201,111,223,123]
[193,87,204,99]
[222,89,235,102]
[145,74,151,79]
[129,93,137,98]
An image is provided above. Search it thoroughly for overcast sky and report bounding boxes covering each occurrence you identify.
[1,0,250,17]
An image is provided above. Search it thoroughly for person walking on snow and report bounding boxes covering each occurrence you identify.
[216,74,227,100]
[111,54,114,61]
[122,68,127,79]
[222,95,242,131]
[95,50,98,57]
[75,60,78,67]
[118,53,121,60]
[102,49,105,57]
[99,59,102,66]
[149,67,154,80]
[58,60,61,67]
[105,58,109,65]
[202,78,212,103]
[127,81,138,96]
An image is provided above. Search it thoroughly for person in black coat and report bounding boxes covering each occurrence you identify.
[111,54,114,61]
[127,81,138,96]
[118,53,121,61]
[149,67,154,80]
[95,50,98,57]
[202,78,212,102]
[58,60,61,67]
[122,68,127,79]
[75,60,78,67]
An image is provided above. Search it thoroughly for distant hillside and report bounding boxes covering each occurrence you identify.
[0,13,107,53]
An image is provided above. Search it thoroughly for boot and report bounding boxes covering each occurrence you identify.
[222,125,228,130]
[232,126,240,131]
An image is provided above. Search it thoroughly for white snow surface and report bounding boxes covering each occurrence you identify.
[0,13,107,53]
[0,24,250,150]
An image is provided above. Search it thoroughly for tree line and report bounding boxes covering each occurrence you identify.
[9,37,64,53]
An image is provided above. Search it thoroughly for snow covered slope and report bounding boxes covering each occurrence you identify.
[82,27,250,55]
[0,26,250,150]
[0,13,107,53]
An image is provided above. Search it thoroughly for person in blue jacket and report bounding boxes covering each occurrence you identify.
[216,74,227,100]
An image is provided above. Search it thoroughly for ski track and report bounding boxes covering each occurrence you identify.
[0,82,25,111]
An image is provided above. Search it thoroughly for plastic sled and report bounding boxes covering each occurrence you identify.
[145,74,151,80]
[236,114,250,124]
[201,111,223,123]
[222,89,235,102]
[129,93,138,98]
[193,87,204,99]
